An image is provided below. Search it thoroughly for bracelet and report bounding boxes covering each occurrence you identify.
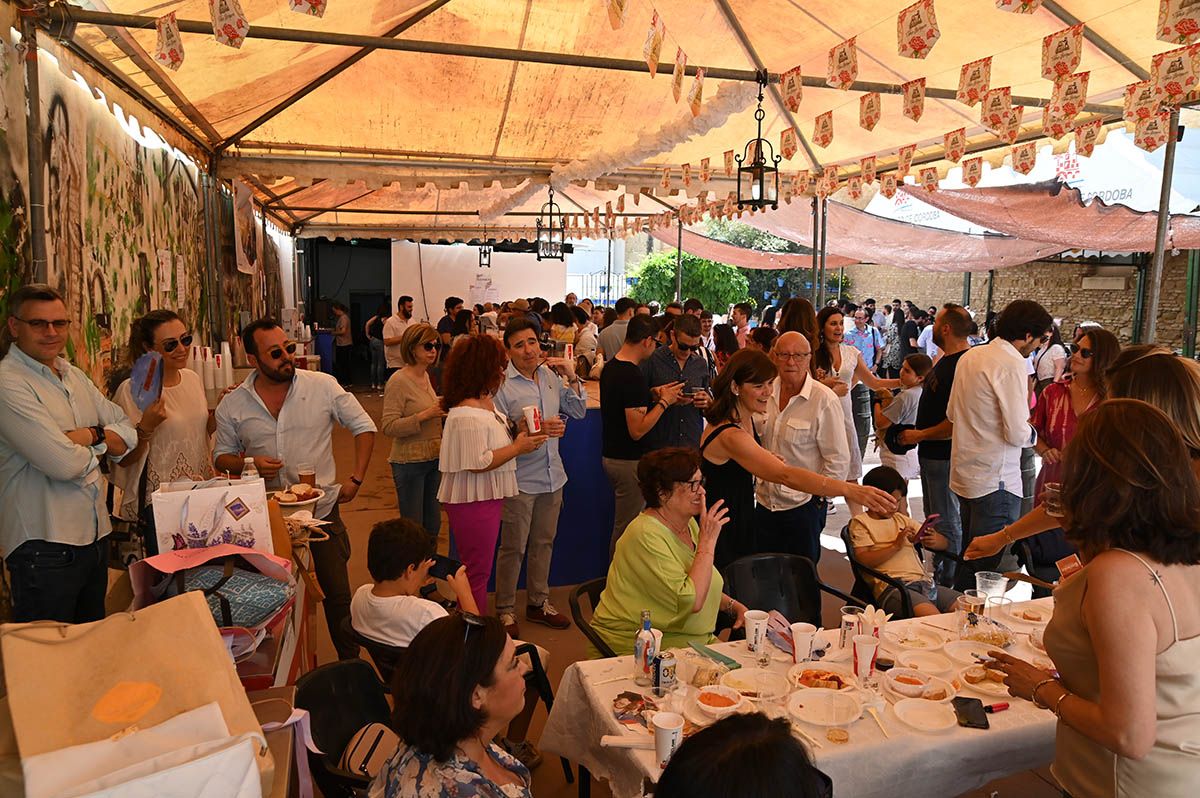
[1031,678,1059,710]
[1000,527,1015,544]
[350,476,363,486]
[1053,690,1072,718]
[657,400,669,411]
[722,596,734,614]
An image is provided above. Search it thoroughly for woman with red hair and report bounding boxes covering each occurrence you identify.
[438,335,548,612]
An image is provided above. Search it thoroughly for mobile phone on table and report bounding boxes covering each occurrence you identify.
[428,555,464,581]
[951,696,990,730]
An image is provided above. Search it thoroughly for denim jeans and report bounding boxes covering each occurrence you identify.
[391,459,442,539]
[953,488,1022,591]
[368,338,387,386]
[850,383,872,459]
[918,456,962,587]
[753,498,828,564]
[6,536,109,623]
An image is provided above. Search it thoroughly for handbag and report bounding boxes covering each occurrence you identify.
[338,722,399,779]
[179,559,294,629]
[151,478,273,554]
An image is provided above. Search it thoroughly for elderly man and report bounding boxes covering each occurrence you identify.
[640,313,711,450]
[0,284,137,622]
[754,332,849,563]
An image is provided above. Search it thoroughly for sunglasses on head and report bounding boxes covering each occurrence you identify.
[161,333,194,353]
[267,342,298,360]
[461,611,487,642]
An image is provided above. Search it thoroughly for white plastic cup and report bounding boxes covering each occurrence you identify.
[652,711,684,769]
[852,634,880,682]
[651,628,664,656]
[523,405,543,433]
[975,571,1007,599]
[744,610,769,653]
[789,622,817,664]
[564,343,574,360]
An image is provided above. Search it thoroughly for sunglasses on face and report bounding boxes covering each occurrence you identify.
[421,341,439,352]
[1078,347,1094,359]
[266,342,298,360]
[160,333,194,353]
[674,337,701,352]
[14,317,70,332]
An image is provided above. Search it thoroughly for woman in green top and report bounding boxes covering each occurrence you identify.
[591,448,746,657]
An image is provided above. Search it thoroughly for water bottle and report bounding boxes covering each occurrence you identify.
[242,457,259,480]
[922,547,939,602]
[633,610,655,686]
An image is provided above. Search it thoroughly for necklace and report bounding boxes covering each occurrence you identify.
[652,508,692,545]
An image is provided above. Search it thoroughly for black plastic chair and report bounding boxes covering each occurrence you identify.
[294,659,391,798]
[341,616,405,690]
[840,526,965,619]
[568,577,617,658]
[721,553,862,627]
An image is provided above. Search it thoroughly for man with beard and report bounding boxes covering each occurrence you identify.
[215,318,376,660]
[383,295,414,377]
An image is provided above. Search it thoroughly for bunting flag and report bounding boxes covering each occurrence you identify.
[813,111,834,147]
[1042,105,1074,140]
[1000,105,1025,144]
[880,173,898,199]
[617,194,626,212]
[1049,72,1090,123]
[962,156,983,187]
[1158,1,1200,45]
[209,0,250,49]
[898,0,940,59]
[1042,24,1083,81]
[700,157,712,182]
[957,57,991,106]
[791,171,811,195]
[1135,110,1172,152]
[682,163,692,188]
[1011,141,1038,174]
[919,166,939,192]
[860,92,882,131]
[897,143,916,176]
[821,165,839,197]
[289,0,327,16]
[1152,45,1200,104]
[980,87,1012,133]
[723,195,735,216]
[1074,118,1104,157]
[154,13,185,71]
[847,175,864,200]
[827,37,858,90]
[780,127,799,160]
[902,77,926,121]
[672,48,687,102]
[634,217,643,233]
[605,201,614,223]
[660,167,671,190]
[860,155,877,184]
[781,66,804,112]
[943,128,967,162]
[996,0,1042,11]
[606,0,628,29]
[687,68,705,116]
[643,12,665,77]
[724,149,735,176]
[1123,81,1158,122]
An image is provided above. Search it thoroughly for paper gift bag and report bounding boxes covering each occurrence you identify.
[152,477,272,554]
[0,592,274,794]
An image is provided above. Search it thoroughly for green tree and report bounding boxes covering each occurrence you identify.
[628,250,750,313]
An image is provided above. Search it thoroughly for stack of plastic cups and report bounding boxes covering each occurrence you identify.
[220,341,234,386]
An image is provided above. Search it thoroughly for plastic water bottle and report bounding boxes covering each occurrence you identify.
[242,457,259,480]
[634,610,655,686]
[923,547,939,602]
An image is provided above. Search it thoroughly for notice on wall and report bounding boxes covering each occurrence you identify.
[156,249,173,297]
[233,180,260,276]
[175,254,187,302]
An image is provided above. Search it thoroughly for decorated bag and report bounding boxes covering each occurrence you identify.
[181,560,294,630]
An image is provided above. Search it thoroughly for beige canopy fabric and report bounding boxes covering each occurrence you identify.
[649,226,857,270]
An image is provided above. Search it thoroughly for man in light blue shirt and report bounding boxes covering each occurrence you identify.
[493,317,587,637]
[214,318,376,659]
[0,284,136,623]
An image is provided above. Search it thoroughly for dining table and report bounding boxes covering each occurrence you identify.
[542,597,1057,798]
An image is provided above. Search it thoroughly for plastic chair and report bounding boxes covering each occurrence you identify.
[568,577,617,658]
[294,659,391,798]
[839,526,965,619]
[341,616,405,690]
[721,553,862,627]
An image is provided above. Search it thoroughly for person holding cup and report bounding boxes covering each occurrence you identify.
[492,318,587,637]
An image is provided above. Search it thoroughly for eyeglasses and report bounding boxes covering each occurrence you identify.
[462,611,487,642]
[13,317,70,331]
[421,341,439,351]
[674,337,701,352]
[683,477,706,493]
[1078,347,1094,359]
[266,342,298,360]
[776,351,811,360]
[160,333,194,353]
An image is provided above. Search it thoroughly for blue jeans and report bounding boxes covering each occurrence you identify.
[391,459,442,539]
[6,537,108,623]
[753,498,828,564]
[918,456,962,587]
[368,338,387,386]
[953,488,1022,592]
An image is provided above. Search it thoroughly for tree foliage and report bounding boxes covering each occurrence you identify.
[628,250,750,313]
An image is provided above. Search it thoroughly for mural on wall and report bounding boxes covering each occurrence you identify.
[0,7,32,296]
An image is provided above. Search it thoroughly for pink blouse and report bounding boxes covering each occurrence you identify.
[1031,380,1096,500]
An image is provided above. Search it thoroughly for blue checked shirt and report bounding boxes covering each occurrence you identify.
[493,362,587,494]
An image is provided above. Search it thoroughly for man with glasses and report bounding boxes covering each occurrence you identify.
[214,318,377,660]
[754,332,848,563]
[640,313,711,450]
[0,284,137,622]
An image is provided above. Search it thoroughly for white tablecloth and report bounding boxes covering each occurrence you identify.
[542,598,1057,798]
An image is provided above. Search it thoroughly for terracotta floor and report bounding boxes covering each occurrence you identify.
[313,388,1061,798]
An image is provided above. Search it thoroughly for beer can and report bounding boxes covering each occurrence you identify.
[653,651,677,692]
[564,343,574,360]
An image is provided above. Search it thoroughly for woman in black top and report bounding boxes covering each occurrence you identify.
[699,349,895,569]
[365,301,390,391]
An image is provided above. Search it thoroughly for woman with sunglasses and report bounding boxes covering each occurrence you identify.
[111,310,214,556]
[382,324,447,539]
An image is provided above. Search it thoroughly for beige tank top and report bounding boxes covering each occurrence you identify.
[1045,549,1200,797]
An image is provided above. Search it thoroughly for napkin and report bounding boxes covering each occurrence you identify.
[861,605,892,637]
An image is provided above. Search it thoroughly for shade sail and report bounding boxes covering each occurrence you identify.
[747,199,1065,272]
[899,181,1200,251]
[649,226,857,270]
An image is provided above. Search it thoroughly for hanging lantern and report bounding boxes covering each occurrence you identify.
[478,230,492,268]
[535,187,565,261]
[736,72,781,210]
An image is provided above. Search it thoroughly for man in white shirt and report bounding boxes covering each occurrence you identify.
[947,299,1052,590]
[730,302,753,348]
[383,295,413,375]
[916,317,940,359]
[754,332,849,564]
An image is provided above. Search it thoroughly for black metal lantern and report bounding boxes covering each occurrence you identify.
[536,187,565,261]
[736,71,781,211]
[478,226,492,268]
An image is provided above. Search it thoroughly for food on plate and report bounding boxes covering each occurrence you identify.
[290,483,318,499]
[793,668,849,690]
[885,668,930,698]
[963,666,988,685]
[986,668,1006,683]
[898,632,929,648]
[826,729,849,744]
[1022,608,1047,622]
[894,675,924,686]
[698,691,738,708]
[923,687,948,701]
[276,492,298,503]
[962,627,1013,647]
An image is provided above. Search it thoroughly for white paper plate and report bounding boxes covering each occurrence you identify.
[943,639,998,665]
[787,662,859,691]
[882,627,945,652]
[958,666,1010,697]
[787,688,863,727]
[896,651,955,676]
[694,686,745,719]
[892,698,957,732]
[721,669,790,700]
[1004,604,1052,628]
[271,488,324,506]
[883,672,957,704]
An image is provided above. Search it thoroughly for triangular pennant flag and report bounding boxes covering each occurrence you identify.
[944,128,966,162]
[617,194,626,212]
[780,127,798,160]
[1152,45,1200,104]
[210,0,250,48]
[827,37,858,90]
[920,166,939,192]
[897,143,916,177]
[682,163,692,188]
[860,92,881,131]
[606,0,629,30]
[980,87,1012,134]
[643,12,665,77]
[724,150,735,176]
[1158,1,1200,45]
[154,13,185,71]
[1124,81,1159,123]
[1000,105,1025,144]
[902,78,926,121]
[1011,141,1038,174]
[781,66,804,113]
[860,156,877,184]
[847,175,863,200]
[1048,71,1090,123]
[996,0,1042,12]
[898,0,940,59]
[880,173,898,199]
[1074,119,1103,157]
[289,0,327,17]
[687,68,705,116]
[957,57,991,106]
[1135,110,1172,152]
[813,111,834,148]
[660,167,671,190]
[672,48,687,102]
[962,156,983,187]
[1042,24,1083,81]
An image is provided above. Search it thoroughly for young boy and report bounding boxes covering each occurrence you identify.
[848,466,962,617]
[874,353,933,481]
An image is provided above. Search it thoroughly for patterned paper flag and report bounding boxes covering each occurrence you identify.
[660,167,671,190]
[682,163,692,188]
[672,48,687,103]
[796,170,812,194]
[724,150,735,176]
[780,127,798,160]
[944,128,966,162]
[209,0,250,49]
[980,87,1012,133]
[607,0,628,30]
[1000,105,1025,144]
[1135,110,1172,152]
[617,194,626,212]
[860,91,882,131]
[154,13,185,71]
[902,77,926,121]
[289,0,327,17]
[897,143,916,176]
[1158,0,1200,45]
[996,0,1042,11]
[880,173,898,199]
[847,175,864,200]
[920,166,939,192]
[898,0,940,59]
[1152,45,1200,104]
[827,37,858,90]
[958,57,991,106]
[962,156,983,187]
[700,157,712,182]
[1074,118,1104,157]
[781,66,804,112]
[592,208,601,229]
[643,12,665,77]
[1042,105,1074,140]
[1012,140,1038,174]
[813,111,834,148]
[1049,71,1090,123]
[687,68,705,117]
[605,201,614,223]
[1124,81,1158,122]
[822,165,839,196]
[860,155,877,184]
[1042,24,1083,81]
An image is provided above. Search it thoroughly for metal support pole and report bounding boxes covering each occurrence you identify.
[1132,255,1148,344]
[606,234,613,307]
[1184,249,1199,358]
[962,272,972,307]
[838,266,845,302]
[19,11,47,281]
[810,197,819,304]
[985,269,995,318]
[817,198,829,308]
[1145,108,1180,344]
[676,217,683,302]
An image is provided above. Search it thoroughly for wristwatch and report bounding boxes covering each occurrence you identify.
[349,476,363,486]
[91,424,106,446]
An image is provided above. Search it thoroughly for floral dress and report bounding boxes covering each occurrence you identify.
[371,741,532,798]
[879,323,903,374]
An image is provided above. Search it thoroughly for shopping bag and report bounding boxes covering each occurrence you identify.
[151,477,272,553]
[0,592,274,794]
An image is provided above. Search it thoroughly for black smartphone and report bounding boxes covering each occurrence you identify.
[951,696,990,730]
[428,555,463,581]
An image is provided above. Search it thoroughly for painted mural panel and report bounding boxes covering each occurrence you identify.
[0,9,32,295]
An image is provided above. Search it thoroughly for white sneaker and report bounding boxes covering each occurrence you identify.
[499,612,520,637]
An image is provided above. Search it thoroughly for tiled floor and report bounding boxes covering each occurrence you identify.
[312,388,1056,797]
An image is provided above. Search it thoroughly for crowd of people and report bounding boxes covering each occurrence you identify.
[3,280,1200,797]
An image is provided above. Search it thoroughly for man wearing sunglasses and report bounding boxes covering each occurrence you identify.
[0,284,137,623]
[214,318,377,660]
[639,313,711,451]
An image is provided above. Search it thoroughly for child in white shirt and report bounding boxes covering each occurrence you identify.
[874,353,932,481]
